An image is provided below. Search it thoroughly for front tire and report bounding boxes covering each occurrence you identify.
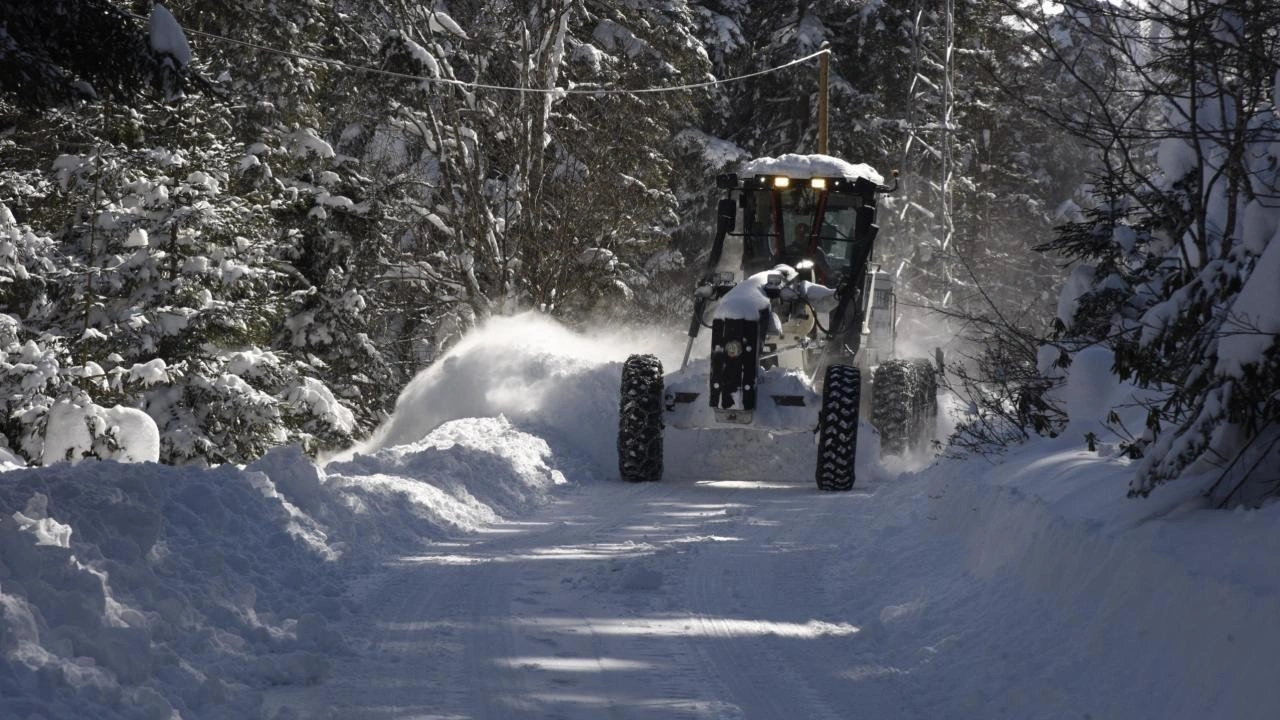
[618,354,664,482]
[816,364,860,491]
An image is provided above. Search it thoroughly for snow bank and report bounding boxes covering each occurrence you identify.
[908,443,1280,720]
[1,410,598,718]
[741,153,884,185]
[1,462,339,720]
[0,315,695,716]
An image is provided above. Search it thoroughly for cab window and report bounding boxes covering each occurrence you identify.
[816,192,863,274]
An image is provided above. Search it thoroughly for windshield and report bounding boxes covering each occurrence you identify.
[814,191,862,276]
[742,190,776,265]
[778,187,819,256]
[738,185,867,278]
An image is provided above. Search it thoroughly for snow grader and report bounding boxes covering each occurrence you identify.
[617,154,939,490]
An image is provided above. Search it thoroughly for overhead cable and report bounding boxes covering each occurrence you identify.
[128,11,829,96]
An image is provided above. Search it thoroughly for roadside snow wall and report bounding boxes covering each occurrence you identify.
[0,415,585,720]
[915,443,1280,720]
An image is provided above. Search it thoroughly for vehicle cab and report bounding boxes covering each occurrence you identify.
[717,154,885,288]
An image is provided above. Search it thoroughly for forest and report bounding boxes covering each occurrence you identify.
[2,0,1277,504]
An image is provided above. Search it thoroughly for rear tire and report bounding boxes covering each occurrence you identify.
[872,359,914,457]
[618,354,664,482]
[816,364,860,491]
[873,358,938,456]
[908,358,938,453]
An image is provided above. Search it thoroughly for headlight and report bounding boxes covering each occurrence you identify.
[773,176,791,188]
[810,178,827,189]
[725,340,744,358]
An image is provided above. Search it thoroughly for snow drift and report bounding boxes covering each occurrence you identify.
[0,404,599,718]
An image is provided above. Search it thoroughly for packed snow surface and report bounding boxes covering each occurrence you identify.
[741,153,884,185]
[3,315,1279,719]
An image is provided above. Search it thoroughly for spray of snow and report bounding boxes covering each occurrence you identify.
[345,313,686,472]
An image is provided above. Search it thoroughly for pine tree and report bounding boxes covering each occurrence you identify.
[1034,0,1280,503]
[0,0,161,107]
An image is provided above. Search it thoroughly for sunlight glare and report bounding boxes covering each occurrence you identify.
[514,617,860,638]
[500,656,655,672]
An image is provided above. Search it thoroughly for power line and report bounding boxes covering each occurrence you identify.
[131,10,828,96]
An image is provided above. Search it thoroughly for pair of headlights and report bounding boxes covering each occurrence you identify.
[772,176,828,189]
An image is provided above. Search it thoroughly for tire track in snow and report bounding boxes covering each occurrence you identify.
[269,475,883,719]
[680,483,860,720]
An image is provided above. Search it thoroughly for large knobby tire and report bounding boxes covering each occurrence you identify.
[908,358,939,453]
[618,354,664,482]
[816,364,860,491]
[872,359,915,457]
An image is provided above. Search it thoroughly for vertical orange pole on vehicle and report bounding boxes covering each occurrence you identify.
[817,48,829,155]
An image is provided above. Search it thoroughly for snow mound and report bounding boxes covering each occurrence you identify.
[41,400,160,466]
[712,271,774,322]
[149,4,192,68]
[911,444,1280,720]
[1062,345,1123,440]
[741,153,884,185]
[326,416,577,532]
[0,413,599,718]
[0,461,342,720]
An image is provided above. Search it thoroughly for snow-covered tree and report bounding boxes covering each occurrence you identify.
[1036,0,1280,504]
[0,0,162,107]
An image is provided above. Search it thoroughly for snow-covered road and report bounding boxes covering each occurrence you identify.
[263,450,1280,720]
[264,315,1280,720]
[271,474,918,720]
